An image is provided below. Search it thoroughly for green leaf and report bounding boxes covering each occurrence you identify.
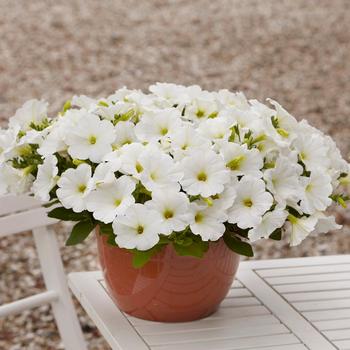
[223,233,254,257]
[269,228,282,241]
[43,199,60,208]
[173,239,209,258]
[48,207,90,221]
[106,233,118,246]
[66,220,97,246]
[98,222,114,235]
[131,245,165,268]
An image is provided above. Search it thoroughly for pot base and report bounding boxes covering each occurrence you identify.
[97,232,240,322]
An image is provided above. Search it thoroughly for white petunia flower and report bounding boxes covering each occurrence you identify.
[135,109,182,142]
[180,150,230,197]
[209,182,237,211]
[0,126,19,163]
[56,164,94,212]
[169,124,211,160]
[228,176,273,229]
[139,147,183,191]
[300,172,333,214]
[118,143,146,178]
[214,90,250,110]
[189,202,226,241]
[113,203,163,250]
[197,117,232,142]
[311,212,342,235]
[146,189,191,234]
[86,175,136,223]
[32,155,58,202]
[65,113,115,163]
[92,161,121,187]
[149,82,199,105]
[248,208,288,242]
[37,109,85,157]
[293,133,330,171]
[264,156,303,206]
[184,98,218,122]
[0,163,34,195]
[9,99,48,131]
[220,142,263,177]
[71,95,97,110]
[113,121,137,148]
[287,214,318,246]
[266,98,298,144]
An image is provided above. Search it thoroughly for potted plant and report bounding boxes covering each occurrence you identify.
[0,83,349,322]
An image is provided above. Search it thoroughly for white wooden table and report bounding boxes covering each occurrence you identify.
[68,255,350,350]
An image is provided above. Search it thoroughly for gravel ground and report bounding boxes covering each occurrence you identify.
[0,0,349,349]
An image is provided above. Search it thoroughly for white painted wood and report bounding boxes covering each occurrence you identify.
[68,272,149,350]
[241,255,350,270]
[143,323,290,346]
[151,334,301,350]
[274,280,350,293]
[256,263,350,277]
[32,227,87,350]
[257,345,308,350]
[323,329,350,341]
[133,314,281,335]
[314,318,350,331]
[285,290,350,302]
[266,272,350,285]
[334,339,350,349]
[0,195,86,349]
[220,296,260,308]
[294,299,350,312]
[69,256,350,350]
[303,308,350,321]
[0,291,58,317]
[0,207,58,237]
[226,288,252,297]
[237,269,335,350]
[0,194,41,216]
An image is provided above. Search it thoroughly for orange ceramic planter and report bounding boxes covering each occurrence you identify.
[97,230,240,322]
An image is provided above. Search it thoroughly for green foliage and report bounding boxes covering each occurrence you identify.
[130,235,170,268]
[133,182,152,204]
[66,220,97,246]
[223,223,253,257]
[48,207,91,221]
[269,228,282,241]
[330,194,349,208]
[11,144,43,176]
[98,222,117,246]
[223,232,254,257]
[171,228,209,258]
[29,118,51,131]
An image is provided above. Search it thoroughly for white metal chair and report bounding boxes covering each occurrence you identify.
[0,194,87,350]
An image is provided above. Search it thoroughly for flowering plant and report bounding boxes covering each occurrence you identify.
[1,83,349,267]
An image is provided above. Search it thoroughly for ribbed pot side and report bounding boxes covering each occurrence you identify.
[96,228,240,322]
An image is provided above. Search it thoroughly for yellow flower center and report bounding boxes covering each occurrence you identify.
[196,109,205,118]
[136,225,144,234]
[226,155,245,171]
[197,171,207,182]
[135,162,143,173]
[78,184,87,193]
[160,127,168,136]
[89,135,97,145]
[163,209,174,219]
[195,212,204,223]
[243,198,253,207]
[114,199,121,207]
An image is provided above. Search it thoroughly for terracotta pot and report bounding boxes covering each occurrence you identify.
[96,229,240,322]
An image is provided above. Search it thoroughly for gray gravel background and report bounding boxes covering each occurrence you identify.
[0,0,349,349]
